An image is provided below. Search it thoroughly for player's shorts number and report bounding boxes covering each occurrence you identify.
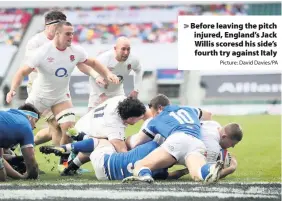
[55,68,68,77]
[169,109,194,124]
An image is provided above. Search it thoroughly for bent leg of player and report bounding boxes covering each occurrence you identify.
[122,146,175,184]
[52,100,76,169]
[34,109,61,146]
[61,153,90,176]
[123,133,223,184]
[40,138,99,156]
[34,127,52,146]
[48,117,62,146]
[52,101,75,145]
[89,139,117,180]
[40,138,98,175]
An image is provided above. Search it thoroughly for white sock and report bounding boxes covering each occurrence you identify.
[73,156,82,167]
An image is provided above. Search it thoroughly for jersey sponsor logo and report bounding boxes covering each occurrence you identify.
[47,57,54,63]
[127,64,131,70]
[70,55,75,62]
[55,67,68,77]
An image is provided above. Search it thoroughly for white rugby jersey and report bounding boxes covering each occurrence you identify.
[75,95,127,141]
[24,32,51,87]
[201,120,222,163]
[89,49,142,95]
[25,41,88,98]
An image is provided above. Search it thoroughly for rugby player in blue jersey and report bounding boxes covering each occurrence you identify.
[0,103,40,181]
[122,94,223,184]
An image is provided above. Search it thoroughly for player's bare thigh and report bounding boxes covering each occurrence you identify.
[51,100,73,116]
[51,100,75,145]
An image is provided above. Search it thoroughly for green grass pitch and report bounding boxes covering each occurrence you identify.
[13,114,281,184]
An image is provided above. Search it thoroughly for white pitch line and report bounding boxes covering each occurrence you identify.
[0,181,280,186]
[0,189,279,200]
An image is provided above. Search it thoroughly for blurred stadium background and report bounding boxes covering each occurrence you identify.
[0,1,281,116]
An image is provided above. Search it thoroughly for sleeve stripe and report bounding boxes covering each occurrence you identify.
[143,128,155,139]
[198,108,203,119]
[21,144,34,149]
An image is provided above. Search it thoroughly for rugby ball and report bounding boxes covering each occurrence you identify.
[218,149,231,168]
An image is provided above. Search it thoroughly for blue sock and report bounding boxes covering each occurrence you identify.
[69,139,95,153]
[200,164,212,180]
[138,168,152,177]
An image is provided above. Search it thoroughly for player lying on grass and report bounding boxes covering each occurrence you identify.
[40,94,215,182]
[39,118,242,181]
[40,136,189,180]
[40,96,146,175]
[127,119,242,180]
[0,103,40,181]
[121,94,243,184]
[119,94,226,184]
[200,120,242,179]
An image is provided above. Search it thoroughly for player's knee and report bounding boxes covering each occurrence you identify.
[48,117,59,128]
[55,108,76,126]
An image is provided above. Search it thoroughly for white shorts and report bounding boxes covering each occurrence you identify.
[161,132,207,166]
[88,80,125,108]
[89,140,116,180]
[88,91,125,108]
[26,93,71,113]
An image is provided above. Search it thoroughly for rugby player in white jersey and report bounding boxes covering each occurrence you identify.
[24,10,67,147]
[25,11,99,147]
[40,96,146,175]
[6,21,119,166]
[88,36,142,109]
[200,121,242,179]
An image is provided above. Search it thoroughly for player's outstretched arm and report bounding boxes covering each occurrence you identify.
[78,58,119,84]
[220,156,237,179]
[126,131,153,150]
[3,159,24,180]
[6,66,34,103]
[0,148,7,181]
[77,62,99,79]
[21,147,38,179]
[126,117,154,149]
[129,60,142,98]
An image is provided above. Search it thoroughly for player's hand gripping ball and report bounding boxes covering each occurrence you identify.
[218,149,231,168]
